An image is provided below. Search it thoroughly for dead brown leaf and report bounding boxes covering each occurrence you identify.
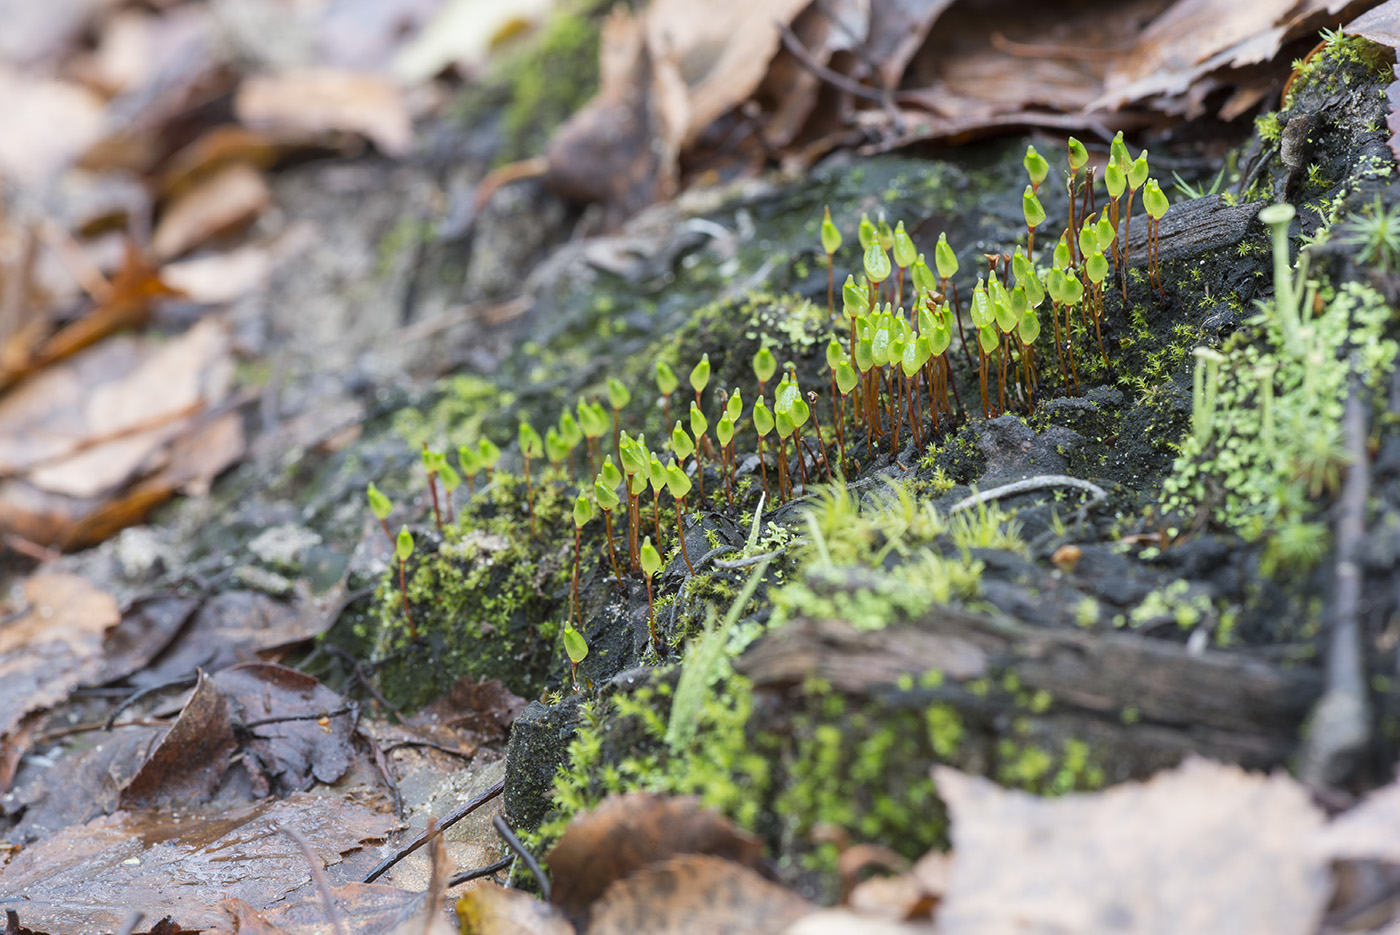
[932,757,1331,935]
[588,854,812,935]
[0,573,119,789]
[0,69,106,187]
[1344,0,1400,162]
[152,162,272,260]
[235,68,413,158]
[456,883,576,935]
[410,676,528,744]
[546,793,765,926]
[220,882,427,935]
[118,669,239,810]
[0,793,400,935]
[216,662,359,795]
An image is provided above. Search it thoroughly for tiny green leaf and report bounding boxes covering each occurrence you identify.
[826,337,843,371]
[1023,145,1050,188]
[545,426,569,465]
[774,407,795,439]
[367,483,392,521]
[935,232,958,280]
[1105,161,1126,199]
[1096,215,1116,249]
[689,400,708,439]
[970,277,991,329]
[911,253,936,297]
[863,242,892,284]
[458,444,481,475]
[478,438,501,470]
[836,357,858,395]
[726,387,743,421]
[1078,218,1098,258]
[821,205,842,256]
[600,455,623,490]
[876,215,894,251]
[655,361,679,395]
[1018,307,1041,345]
[558,412,583,449]
[573,492,593,527]
[518,421,543,458]
[1067,137,1088,173]
[1128,151,1149,190]
[1143,179,1169,220]
[978,323,999,355]
[640,537,662,578]
[563,625,589,665]
[439,462,461,493]
[842,274,868,320]
[1086,249,1109,285]
[665,460,692,499]
[857,213,875,251]
[892,220,917,268]
[753,396,774,436]
[671,421,694,460]
[716,412,735,447]
[595,477,620,512]
[690,353,711,395]
[753,346,777,385]
[607,377,631,411]
[396,526,413,562]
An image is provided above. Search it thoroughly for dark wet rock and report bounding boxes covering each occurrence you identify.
[504,697,583,831]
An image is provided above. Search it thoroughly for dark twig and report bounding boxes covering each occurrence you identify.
[448,855,514,888]
[364,726,404,818]
[362,778,505,883]
[493,814,550,900]
[104,674,199,729]
[776,22,905,133]
[242,704,357,732]
[279,823,350,935]
[1300,378,1372,788]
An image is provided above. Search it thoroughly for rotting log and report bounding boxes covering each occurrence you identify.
[735,600,1322,782]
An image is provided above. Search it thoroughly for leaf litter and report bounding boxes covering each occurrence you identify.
[3,0,1400,933]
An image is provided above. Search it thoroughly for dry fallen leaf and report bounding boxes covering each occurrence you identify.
[932,757,1331,935]
[587,854,812,935]
[546,793,764,926]
[236,68,414,157]
[220,882,426,935]
[152,162,273,260]
[0,573,120,791]
[0,793,400,935]
[0,68,106,188]
[117,669,239,810]
[455,883,576,935]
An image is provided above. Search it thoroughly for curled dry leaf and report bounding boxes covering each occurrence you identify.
[932,757,1331,935]
[118,669,238,810]
[235,68,413,157]
[546,793,764,925]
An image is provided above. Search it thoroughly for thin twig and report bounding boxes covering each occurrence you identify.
[362,778,505,883]
[105,674,199,730]
[493,814,549,900]
[1300,379,1372,788]
[448,855,514,888]
[713,549,788,570]
[949,475,1107,514]
[242,705,357,732]
[279,823,349,935]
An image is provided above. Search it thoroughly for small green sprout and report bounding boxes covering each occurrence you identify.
[716,411,736,506]
[1024,145,1050,191]
[864,241,892,288]
[822,205,842,316]
[577,397,608,476]
[1067,137,1088,174]
[858,213,876,251]
[753,346,777,394]
[640,536,662,653]
[893,219,917,306]
[421,444,444,531]
[690,353,711,408]
[1143,178,1169,294]
[562,625,588,692]
[478,437,501,475]
[518,420,543,535]
[726,387,742,421]
[395,525,415,637]
[665,459,695,574]
[457,443,481,495]
[876,215,894,251]
[753,394,774,503]
[438,462,460,524]
[671,420,694,462]
[366,482,393,543]
[545,426,570,471]
[570,492,593,629]
[689,401,709,501]
[656,361,679,424]
[595,463,623,582]
[1023,185,1046,255]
